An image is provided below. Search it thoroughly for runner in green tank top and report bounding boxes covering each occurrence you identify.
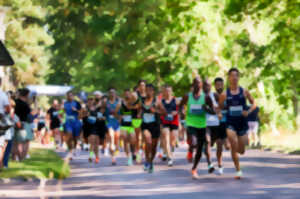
[180,76,215,179]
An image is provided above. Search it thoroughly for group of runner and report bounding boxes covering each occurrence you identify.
[45,67,259,180]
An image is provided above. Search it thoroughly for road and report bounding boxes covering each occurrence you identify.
[1,146,300,199]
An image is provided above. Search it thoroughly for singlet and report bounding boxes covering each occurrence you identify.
[226,87,247,125]
[206,92,220,127]
[131,98,140,119]
[141,98,159,124]
[105,98,120,122]
[186,92,206,129]
[120,101,133,127]
[161,98,179,126]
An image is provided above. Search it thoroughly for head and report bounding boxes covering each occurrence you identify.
[123,89,131,101]
[66,91,74,102]
[192,76,202,93]
[228,68,240,86]
[163,85,173,99]
[87,96,94,107]
[146,84,155,98]
[214,77,224,94]
[53,99,59,109]
[19,88,30,100]
[108,87,116,99]
[93,91,102,103]
[138,80,147,93]
[203,79,211,94]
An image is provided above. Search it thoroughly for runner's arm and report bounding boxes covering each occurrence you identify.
[203,94,215,114]
[244,90,256,114]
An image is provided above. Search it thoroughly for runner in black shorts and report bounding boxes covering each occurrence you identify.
[140,84,165,173]
[47,100,62,148]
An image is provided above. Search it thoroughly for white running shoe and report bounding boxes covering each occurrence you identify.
[167,159,173,167]
[235,170,243,180]
[218,167,224,175]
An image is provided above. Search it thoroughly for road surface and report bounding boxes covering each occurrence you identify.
[1,146,300,199]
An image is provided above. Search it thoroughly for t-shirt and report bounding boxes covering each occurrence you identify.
[0,90,9,114]
[47,107,60,125]
[15,99,31,122]
[64,100,81,120]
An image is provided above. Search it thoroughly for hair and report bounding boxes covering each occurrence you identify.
[214,77,224,83]
[108,87,116,91]
[228,68,240,76]
[146,83,155,90]
[19,88,30,97]
[67,90,73,95]
[138,80,147,86]
[124,88,130,92]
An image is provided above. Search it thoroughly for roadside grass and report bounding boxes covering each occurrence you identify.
[0,148,70,180]
[260,129,300,154]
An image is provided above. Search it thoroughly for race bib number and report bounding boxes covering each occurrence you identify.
[143,113,155,123]
[97,112,103,119]
[88,116,97,124]
[123,115,132,122]
[66,115,75,121]
[189,104,203,115]
[165,114,174,121]
[229,106,243,116]
[53,111,59,117]
[109,115,114,119]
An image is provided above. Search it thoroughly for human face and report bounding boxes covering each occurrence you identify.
[146,86,154,98]
[229,71,239,86]
[165,87,172,98]
[193,77,202,93]
[203,80,211,94]
[214,81,224,94]
[108,89,116,99]
[67,92,74,101]
[124,91,131,101]
[139,82,146,92]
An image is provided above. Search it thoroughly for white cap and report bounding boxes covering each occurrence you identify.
[93,91,102,96]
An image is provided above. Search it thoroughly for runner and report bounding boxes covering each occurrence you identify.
[161,85,179,167]
[82,96,102,163]
[179,77,215,179]
[64,91,82,160]
[37,109,48,145]
[140,84,165,173]
[135,80,147,162]
[247,105,260,147]
[47,100,62,149]
[120,89,136,166]
[214,77,230,175]
[104,88,121,165]
[218,68,256,179]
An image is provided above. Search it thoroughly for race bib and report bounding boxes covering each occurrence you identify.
[190,104,203,115]
[53,111,59,117]
[39,119,45,124]
[66,115,75,121]
[123,115,132,122]
[87,116,97,124]
[143,113,155,123]
[165,114,174,121]
[229,106,243,116]
[97,112,103,119]
[109,115,114,119]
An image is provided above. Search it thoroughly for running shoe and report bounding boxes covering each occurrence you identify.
[235,170,243,180]
[132,154,137,161]
[186,151,193,163]
[148,163,154,173]
[167,158,173,167]
[218,166,224,175]
[95,157,100,164]
[136,153,142,164]
[208,164,215,173]
[144,162,150,171]
[191,169,199,180]
[104,148,109,157]
[127,156,133,166]
[158,153,163,159]
[162,154,167,161]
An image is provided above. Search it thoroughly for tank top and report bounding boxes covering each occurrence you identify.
[186,92,206,129]
[161,98,179,125]
[121,101,133,126]
[206,92,220,127]
[105,98,119,121]
[131,98,140,119]
[226,87,246,124]
[142,98,158,124]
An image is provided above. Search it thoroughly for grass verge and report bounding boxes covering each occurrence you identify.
[260,130,300,155]
[0,148,70,180]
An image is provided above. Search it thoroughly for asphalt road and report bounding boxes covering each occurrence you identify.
[1,146,300,199]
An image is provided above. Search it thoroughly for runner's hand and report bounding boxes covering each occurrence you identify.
[242,110,249,117]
